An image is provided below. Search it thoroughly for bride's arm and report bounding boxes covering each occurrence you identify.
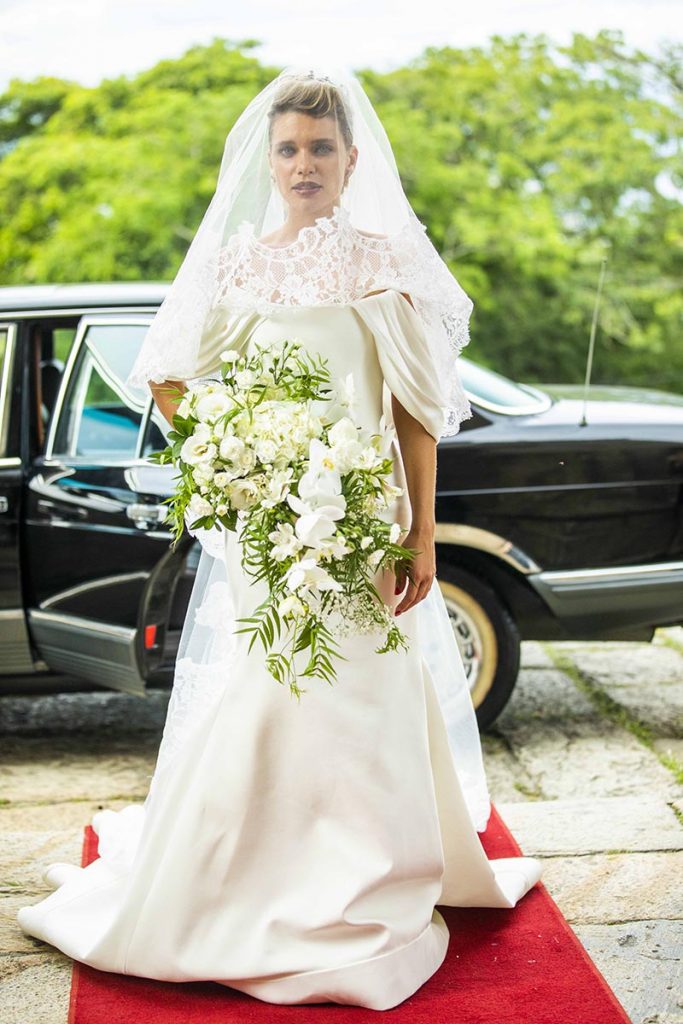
[150,379,187,427]
[390,392,437,615]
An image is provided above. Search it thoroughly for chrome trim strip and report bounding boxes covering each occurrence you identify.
[0,323,17,457]
[39,456,165,468]
[535,560,683,587]
[434,522,542,574]
[437,479,674,496]
[0,608,27,620]
[39,571,149,610]
[29,608,136,641]
[24,518,170,540]
[0,306,159,319]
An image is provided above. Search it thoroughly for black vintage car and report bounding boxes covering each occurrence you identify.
[1,283,681,728]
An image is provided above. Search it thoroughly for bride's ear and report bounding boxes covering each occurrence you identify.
[346,144,359,179]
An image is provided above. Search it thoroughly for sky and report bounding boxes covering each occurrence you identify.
[0,0,679,91]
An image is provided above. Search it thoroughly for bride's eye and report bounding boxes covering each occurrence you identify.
[278,144,333,156]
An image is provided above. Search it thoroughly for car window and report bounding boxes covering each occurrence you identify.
[141,408,170,457]
[458,357,550,412]
[51,322,150,458]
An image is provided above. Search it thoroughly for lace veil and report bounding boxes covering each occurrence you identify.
[126,64,473,436]
[127,64,491,833]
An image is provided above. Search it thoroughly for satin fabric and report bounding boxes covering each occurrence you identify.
[17,292,542,1010]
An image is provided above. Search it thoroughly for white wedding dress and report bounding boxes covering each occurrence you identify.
[17,289,543,1011]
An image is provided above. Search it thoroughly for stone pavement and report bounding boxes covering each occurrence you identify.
[1,629,682,1023]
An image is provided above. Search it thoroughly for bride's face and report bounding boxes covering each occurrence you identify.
[269,112,357,217]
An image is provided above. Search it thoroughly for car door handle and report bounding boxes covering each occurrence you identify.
[126,503,168,530]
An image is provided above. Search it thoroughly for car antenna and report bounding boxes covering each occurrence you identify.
[580,255,608,427]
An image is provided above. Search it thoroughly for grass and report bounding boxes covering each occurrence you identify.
[541,642,683,790]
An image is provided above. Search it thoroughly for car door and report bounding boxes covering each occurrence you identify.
[23,313,179,695]
[0,320,35,673]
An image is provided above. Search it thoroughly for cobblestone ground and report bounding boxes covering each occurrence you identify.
[1,629,681,1024]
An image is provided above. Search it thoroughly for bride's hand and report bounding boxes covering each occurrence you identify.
[393,527,436,615]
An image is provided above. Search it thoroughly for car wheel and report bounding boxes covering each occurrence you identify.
[436,564,520,730]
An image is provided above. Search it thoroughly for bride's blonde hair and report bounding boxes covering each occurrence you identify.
[267,77,354,150]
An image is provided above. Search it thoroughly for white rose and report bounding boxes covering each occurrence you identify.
[187,493,213,519]
[195,391,234,422]
[235,369,256,389]
[219,435,245,461]
[227,478,261,510]
[255,438,278,464]
[213,470,234,488]
[220,349,239,364]
[192,463,215,486]
[180,435,217,466]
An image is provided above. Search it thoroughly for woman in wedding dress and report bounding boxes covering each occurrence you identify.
[17,66,543,1011]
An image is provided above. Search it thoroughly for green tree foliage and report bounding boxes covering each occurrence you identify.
[0,31,680,389]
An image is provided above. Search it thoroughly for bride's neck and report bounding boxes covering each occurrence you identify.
[280,203,340,239]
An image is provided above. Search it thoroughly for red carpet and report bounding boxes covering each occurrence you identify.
[68,806,631,1024]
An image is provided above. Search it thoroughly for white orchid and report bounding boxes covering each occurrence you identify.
[278,594,306,619]
[268,522,303,561]
[292,503,345,548]
[367,548,385,567]
[354,445,382,470]
[285,558,344,593]
[314,531,354,560]
[261,468,294,509]
[389,522,403,544]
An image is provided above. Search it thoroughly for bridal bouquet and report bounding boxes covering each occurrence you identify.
[149,336,417,698]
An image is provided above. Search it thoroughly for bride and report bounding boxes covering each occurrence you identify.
[16,65,543,1011]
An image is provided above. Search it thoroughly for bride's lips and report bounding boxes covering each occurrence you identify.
[293,184,321,192]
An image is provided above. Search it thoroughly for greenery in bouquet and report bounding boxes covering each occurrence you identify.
[149,336,417,698]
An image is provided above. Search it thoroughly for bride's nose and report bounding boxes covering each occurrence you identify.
[297,150,316,175]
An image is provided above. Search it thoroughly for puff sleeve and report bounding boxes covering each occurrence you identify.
[350,289,447,442]
[187,305,262,380]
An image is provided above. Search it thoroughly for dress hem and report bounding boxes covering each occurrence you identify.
[218,909,450,1010]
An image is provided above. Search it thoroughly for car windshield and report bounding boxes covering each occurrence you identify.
[457,357,550,413]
